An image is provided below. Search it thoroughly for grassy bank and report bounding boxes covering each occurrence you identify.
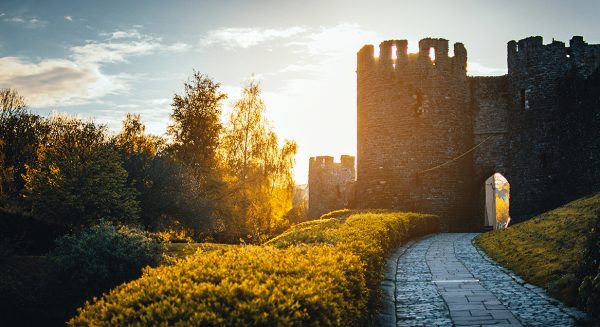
[70,211,438,326]
[475,192,600,306]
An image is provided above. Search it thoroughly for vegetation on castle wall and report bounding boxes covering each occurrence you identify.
[69,211,439,326]
[475,192,600,307]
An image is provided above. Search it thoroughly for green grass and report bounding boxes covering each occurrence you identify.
[475,192,600,306]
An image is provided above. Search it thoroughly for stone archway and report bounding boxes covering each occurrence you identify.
[482,173,510,229]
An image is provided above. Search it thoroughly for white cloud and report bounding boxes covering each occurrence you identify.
[0,57,127,107]
[109,29,142,39]
[467,62,507,76]
[3,15,47,28]
[116,104,139,109]
[64,16,73,22]
[0,29,189,107]
[200,27,306,49]
[144,98,171,106]
[163,42,190,52]
[5,17,24,23]
[71,39,163,64]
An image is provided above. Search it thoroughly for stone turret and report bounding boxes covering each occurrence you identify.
[356,38,472,231]
[308,155,356,218]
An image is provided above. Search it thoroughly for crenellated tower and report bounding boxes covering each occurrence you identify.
[356,38,473,231]
[308,155,356,218]
[506,36,600,221]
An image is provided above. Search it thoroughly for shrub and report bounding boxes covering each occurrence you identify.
[49,221,164,303]
[268,211,438,308]
[70,211,438,326]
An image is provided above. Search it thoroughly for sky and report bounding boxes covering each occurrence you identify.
[1,0,599,184]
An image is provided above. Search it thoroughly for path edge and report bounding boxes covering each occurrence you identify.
[377,234,433,327]
[470,235,589,322]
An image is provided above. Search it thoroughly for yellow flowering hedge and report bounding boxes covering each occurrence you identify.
[70,211,438,326]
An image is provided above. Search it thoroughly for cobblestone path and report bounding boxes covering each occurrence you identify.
[379,233,583,327]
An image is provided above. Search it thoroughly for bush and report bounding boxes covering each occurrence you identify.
[268,211,438,308]
[49,222,164,302]
[70,211,438,326]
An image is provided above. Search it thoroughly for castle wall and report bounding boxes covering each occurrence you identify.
[558,70,600,201]
[506,36,600,222]
[352,35,600,230]
[308,155,355,218]
[356,39,473,231]
[470,76,511,227]
[309,35,600,230]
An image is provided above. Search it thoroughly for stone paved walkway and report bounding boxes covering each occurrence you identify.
[380,233,583,327]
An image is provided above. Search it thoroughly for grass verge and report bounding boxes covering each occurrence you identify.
[475,192,600,306]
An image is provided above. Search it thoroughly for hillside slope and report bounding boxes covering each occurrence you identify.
[475,192,600,306]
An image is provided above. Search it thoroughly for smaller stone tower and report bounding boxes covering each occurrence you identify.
[308,155,356,218]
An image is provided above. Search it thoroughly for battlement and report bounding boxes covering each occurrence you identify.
[508,36,600,78]
[309,155,355,171]
[308,155,356,218]
[357,38,467,75]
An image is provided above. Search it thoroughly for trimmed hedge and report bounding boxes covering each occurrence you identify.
[70,211,438,326]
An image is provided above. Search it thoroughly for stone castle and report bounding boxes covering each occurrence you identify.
[309,36,600,231]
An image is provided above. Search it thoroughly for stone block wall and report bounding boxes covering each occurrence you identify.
[356,38,472,231]
[309,36,600,230]
[507,36,600,221]
[308,155,356,218]
[470,76,510,226]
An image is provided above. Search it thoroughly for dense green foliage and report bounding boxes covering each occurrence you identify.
[0,88,47,206]
[475,192,600,309]
[23,115,140,229]
[0,222,164,325]
[166,72,229,235]
[49,222,164,299]
[1,73,302,245]
[70,211,439,325]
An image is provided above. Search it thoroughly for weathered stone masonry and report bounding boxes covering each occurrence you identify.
[308,155,356,218]
[310,36,600,230]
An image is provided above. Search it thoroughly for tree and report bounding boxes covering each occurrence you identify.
[167,71,227,175]
[166,72,229,235]
[220,80,297,240]
[23,114,139,229]
[115,113,163,156]
[0,89,46,204]
[115,114,164,229]
[115,113,205,233]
